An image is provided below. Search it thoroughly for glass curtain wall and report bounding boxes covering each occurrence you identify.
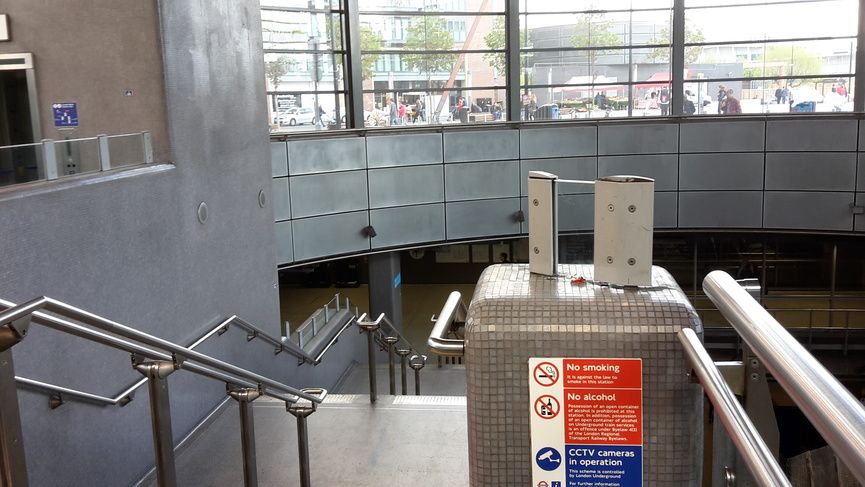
[263,0,859,131]
[263,0,347,130]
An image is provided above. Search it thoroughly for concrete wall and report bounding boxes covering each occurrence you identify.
[272,116,865,266]
[1,2,365,485]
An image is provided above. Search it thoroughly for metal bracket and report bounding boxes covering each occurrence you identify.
[247,330,258,342]
[132,355,179,380]
[227,385,263,403]
[850,204,864,215]
[0,314,32,352]
[287,388,327,417]
[49,392,66,410]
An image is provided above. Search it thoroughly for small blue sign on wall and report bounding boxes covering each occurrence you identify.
[53,102,79,127]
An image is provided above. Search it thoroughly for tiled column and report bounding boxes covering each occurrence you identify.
[465,264,704,486]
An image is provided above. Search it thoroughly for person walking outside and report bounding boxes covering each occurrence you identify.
[723,89,742,114]
[717,84,727,114]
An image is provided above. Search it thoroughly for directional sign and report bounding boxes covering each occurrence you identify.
[52,102,79,127]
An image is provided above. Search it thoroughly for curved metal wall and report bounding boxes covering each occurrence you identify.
[272,116,865,265]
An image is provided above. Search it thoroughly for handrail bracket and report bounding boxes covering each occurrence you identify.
[0,314,32,352]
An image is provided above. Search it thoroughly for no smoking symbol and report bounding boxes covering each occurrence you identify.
[534,362,559,387]
[535,395,559,419]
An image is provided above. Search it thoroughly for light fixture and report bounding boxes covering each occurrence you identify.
[514,210,525,223]
[364,225,377,238]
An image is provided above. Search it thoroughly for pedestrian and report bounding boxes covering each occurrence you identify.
[775,86,783,104]
[388,99,398,126]
[399,101,407,125]
[717,84,727,114]
[723,89,741,114]
[416,97,426,122]
[527,95,538,120]
[780,86,788,104]
[683,97,696,115]
[658,88,671,116]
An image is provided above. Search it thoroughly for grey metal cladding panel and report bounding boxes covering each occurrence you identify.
[369,204,446,249]
[520,125,597,159]
[678,192,763,228]
[289,171,369,218]
[271,141,288,177]
[654,192,678,228]
[368,165,444,208]
[598,154,678,191]
[275,221,294,265]
[288,137,366,175]
[679,153,764,191]
[444,129,519,162]
[766,119,857,152]
[367,133,443,168]
[292,211,370,261]
[557,194,594,232]
[520,157,598,195]
[272,178,291,221]
[445,160,520,201]
[446,198,523,239]
[857,154,865,191]
[598,123,678,155]
[857,193,865,232]
[765,152,857,191]
[679,121,765,153]
[764,192,854,231]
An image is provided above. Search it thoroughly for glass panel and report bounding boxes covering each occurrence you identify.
[261,11,341,51]
[686,0,857,43]
[359,0,505,14]
[270,92,346,132]
[0,143,42,187]
[524,10,671,47]
[260,0,336,10]
[106,134,146,169]
[53,138,101,177]
[264,52,344,92]
[520,0,672,14]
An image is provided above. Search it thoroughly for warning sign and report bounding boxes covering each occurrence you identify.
[529,357,643,487]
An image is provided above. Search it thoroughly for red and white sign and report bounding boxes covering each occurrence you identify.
[533,362,560,387]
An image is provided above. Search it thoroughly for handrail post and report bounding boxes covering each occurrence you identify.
[409,355,426,395]
[384,337,399,395]
[0,344,29,486]
[133,356,180,487]
[227,386,262,487]
[356,320,380,403]
[287,389,327,487]
[396,348,411,395]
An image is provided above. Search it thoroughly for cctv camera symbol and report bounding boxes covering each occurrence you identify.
[538,450,560,463]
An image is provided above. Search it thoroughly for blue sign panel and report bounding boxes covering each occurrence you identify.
[53,102,79,127]
[535,447,562,471]
[566,445,642,487]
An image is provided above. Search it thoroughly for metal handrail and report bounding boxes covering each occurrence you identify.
[0,296,321,403]
[703,270,865,486]
[678,328,791,487]
[220,315,317,364]
[427,291,467,357]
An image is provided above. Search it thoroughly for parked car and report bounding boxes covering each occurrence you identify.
[279,107,316,126]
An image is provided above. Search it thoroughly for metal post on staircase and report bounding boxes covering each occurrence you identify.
[287,388,327,487]
[396,348,410,395]
[356,320,380,403]
[227,386,262,487]
[133,355,181,487]
[0,311,31,487]
[384,336,399,395]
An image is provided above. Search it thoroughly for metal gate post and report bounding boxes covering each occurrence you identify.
[227,387,262,487]
[133,356,180,487]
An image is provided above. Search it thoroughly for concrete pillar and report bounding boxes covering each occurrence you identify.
[368,252,403,333]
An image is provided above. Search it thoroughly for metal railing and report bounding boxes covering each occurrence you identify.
[427,290,467,358]
[287,293,359,348]
[0,131,153,188]
[356,312,427,402]
[683,271,865,486]
[0,296,325,487]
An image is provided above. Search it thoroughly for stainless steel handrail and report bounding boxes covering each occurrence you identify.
[427,291,467,357]
[220,315,317,363]
[678,328,791,487]
[704,270,865,485]
[0,296,321,403]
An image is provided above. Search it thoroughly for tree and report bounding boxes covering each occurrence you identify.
[265,55,291,91]
[359,25,384,80]
[483,16,529,76]
[571,7,622,69]
[646,22,706,66]
[401,14,457,75]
